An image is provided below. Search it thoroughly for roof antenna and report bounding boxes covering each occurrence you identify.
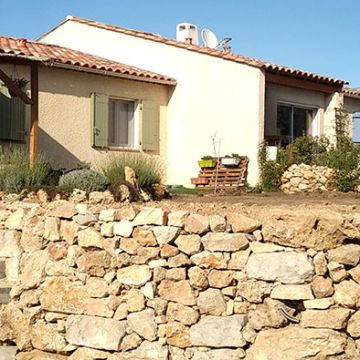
[201,28,232,52]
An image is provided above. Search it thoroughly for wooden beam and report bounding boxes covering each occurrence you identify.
[29,63,39,168]
[0,56,34,65]
[0,69,33,104]
[266,72,342,94]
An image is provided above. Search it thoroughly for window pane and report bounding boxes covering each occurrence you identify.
[293,107,308,138]
[277,105,291,136]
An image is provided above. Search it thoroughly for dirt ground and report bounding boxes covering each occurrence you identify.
[151,191,360,216]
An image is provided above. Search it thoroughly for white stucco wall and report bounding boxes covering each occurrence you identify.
[40,20,265,186]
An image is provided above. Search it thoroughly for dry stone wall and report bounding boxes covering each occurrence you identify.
[280,163,335,193]
[0,195,359,359]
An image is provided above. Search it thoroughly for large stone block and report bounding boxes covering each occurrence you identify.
[190,315,247,347]
[0,346,17,360]
[246,252,314,284]
[0,230,20,257]
[201,233,249,252]
[66,315,126,351]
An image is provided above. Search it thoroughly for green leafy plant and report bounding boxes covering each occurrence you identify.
[0,147,52,193]
[59,169,109,193]
[101,153,164,193]
[200,155,214,160]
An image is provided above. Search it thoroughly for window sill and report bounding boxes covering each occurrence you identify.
[107,147,141,153]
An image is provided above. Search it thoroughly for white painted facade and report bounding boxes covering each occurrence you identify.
[40,20,265,186]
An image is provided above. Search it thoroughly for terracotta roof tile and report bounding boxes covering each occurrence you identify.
[48,16,345,86]
[0,35,176,85]
[343,87,360,97]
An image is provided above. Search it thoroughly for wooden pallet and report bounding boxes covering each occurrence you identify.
[194,157,249,190]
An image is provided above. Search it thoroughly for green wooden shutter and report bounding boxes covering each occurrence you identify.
[10,97,25,142]
[91,93,108,148]
[0,94,11,140]
[141,100,159,152]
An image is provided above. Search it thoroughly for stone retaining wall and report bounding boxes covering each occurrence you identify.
[0,197,359,359]
[280,163,335,193]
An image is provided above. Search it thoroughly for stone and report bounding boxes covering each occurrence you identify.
[73,214,98,226]
[190,315,247,348]
[246,252,314,284]
[0,346,17,360]
[132,227,157,246]
[99,209,116,222]
[141,282,154,299]
[228,249,250,269]
[43,217,61,241]
[45,260,74,276]
[125,289,145,312]
[66,315,126,351]
[236,279,271,304]
[31,320,66,352]
[69,348,109,360]
[209,214,227,232]
[0,230,20,257]
[153,226,180,245]
[149,259,167,268]
[191,252,227,269]
[253,230,263,241]
[78,228,104,249]
[167,253,190,268]
[128,309,157,341]
[166,268,186,281]
[226,212,261,233]
[188,266,209,289]
[133,246,160,264]
[207,270,234,288]
[75,203,87,215]
[133,208,166,226]
[5,208,27,230]
[20,250,49,289]
[119,237,139,254]
[114,303,128,320]
[347,311,360,338]
[184,213,209,235]
[304,298,334,309]
[158,280,196,305]
[328,244,360,266]
[17,350,67,360]
[333,280,360,308]
[349,265,360,284]
[166,302,199,325]
[175,234,201,255]
[86,277,109,298]
[120,333,142,351]
[313,251,327,275]
[248,298,288,330]
[148,298,168,316]
[301,308,352,329]
[113,220,133,237]
[249,241,286,253]
[101,222,114,237]
[168,210,189,227]
[117,265,151,286]
[195,349,245,360]
[161,244,179,258]
[328,261,348,282]
[197,288,226,315]
[0,261,5,280]
[60,221,79,244]
[0,288,11,304]
[48,200,77,218]
[76,250,109,277]
[311,276,334,298]
[47,243,67,260]
[201,232,249,252]
[113,340,168,360]
[246,327,349,360]
[271,284,314,300]
[166,321,191,348]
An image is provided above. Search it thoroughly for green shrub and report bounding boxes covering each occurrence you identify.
[59,169,109,193]
[0,148,52,193]
[102,153,164,192]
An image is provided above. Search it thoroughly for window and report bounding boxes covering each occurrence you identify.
[91,93,159,152]
[0,94,26,142]
[276,103,317,145]
[108,99,135,148]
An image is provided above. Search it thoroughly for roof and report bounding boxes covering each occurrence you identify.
[343,87,360,98]
[0,35,176,85]
[39,15,346,87]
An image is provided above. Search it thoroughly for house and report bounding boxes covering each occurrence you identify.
[1,17,360,187]
[0,36,175,171]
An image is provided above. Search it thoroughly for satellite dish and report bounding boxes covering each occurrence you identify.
[201,28,219,49]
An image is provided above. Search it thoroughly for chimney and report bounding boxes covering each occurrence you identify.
[16,38,27,46]
[176,23,199,46]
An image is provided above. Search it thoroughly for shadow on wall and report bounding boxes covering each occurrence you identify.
[38,127,81,170]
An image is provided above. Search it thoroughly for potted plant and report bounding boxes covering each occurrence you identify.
[9,77,29,97]
[198,156,216,169]
[221,153,241,166]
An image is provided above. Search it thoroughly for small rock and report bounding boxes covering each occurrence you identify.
[117,265,151,286]
[333,280,360,308]
[271,284,314,300]
[313,251,327,276]
[190,252,227,269]
[175,234,201,255]
[327,244,360,266]
[73,214,98,226]
[153,226,179,245]
[113,220,133,237]
[197,288,226,315]
[78,228,104,249]
[301,308,352,329]
[188,266,209,289]
[311,276,334,298]
[328,261,348,283]
[201,233,249,252]
[303,298,334,309]
[209,215,227,232]
[158,280,196,305]
[184,214,209,235]
[128,309,157,341]
[226,212,261,233]
[168,210,189,227]
[347,311,360,338]
[166,302,199,325]
[207,270,234,288]
[133,207,166,226]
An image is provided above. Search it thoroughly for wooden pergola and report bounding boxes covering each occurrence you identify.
[0,56,38,167]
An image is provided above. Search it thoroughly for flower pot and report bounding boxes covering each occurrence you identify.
[198,159,216,168]
[191,177,209,185]
[221,157,240,166]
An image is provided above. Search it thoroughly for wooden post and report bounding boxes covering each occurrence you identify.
[29,63,38,168]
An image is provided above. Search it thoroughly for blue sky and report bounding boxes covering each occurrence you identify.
[1,0,359,87]
[1,0,360,136]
